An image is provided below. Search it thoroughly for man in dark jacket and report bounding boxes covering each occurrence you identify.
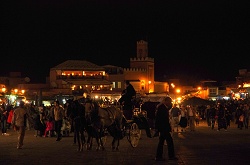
[154,96,178,161]
[119,80,136,119]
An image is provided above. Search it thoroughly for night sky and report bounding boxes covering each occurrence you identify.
[2,1,250,83]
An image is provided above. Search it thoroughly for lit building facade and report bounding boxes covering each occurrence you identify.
[0,40,170,105]
[47,40,169,102]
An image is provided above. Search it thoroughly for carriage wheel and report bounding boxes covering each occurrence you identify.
[128,123,140,148]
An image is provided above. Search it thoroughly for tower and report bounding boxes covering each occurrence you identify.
[137,40,148,58]
[128,40,154,93]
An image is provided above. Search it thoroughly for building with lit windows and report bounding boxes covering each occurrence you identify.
[47,40,169,103]
[234,69,250,99]
[0,40,171,105]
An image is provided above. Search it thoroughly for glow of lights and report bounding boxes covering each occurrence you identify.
[1,88,6,93]
[222,96,230,100]
[243,83,250,88]
[173,97,182,104]
[9,95,17,103]
[171,83,175,88]
[62,99,66,105]
[42,101,51,106]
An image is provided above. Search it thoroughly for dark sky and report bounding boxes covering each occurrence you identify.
[2,1,250,83]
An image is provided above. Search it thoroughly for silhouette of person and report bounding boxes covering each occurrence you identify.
[119,80,136,119]
[154,97,178,161]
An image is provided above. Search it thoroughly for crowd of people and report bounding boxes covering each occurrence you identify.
[166,98,250,134]
[1,80,250,162]
[0,99,73,149]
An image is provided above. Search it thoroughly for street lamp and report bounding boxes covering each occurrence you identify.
[176,88,180,94]
[21,90,25,95]
[1,87,6,93]
[14,89,18,94]
[171,83,175,88]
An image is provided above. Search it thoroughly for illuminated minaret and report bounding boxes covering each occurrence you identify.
[129,40,154,93]
[137,40,148,58]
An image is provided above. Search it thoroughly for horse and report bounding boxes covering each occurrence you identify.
[83,99,105,151]
[86,101,124,151]
[67,99,86,151]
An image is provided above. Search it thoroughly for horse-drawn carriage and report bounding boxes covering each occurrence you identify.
[67,99,156,151]
[96,103,154,149]
[121,101,160,147]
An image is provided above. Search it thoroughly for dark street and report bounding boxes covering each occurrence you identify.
[1,121,250,165]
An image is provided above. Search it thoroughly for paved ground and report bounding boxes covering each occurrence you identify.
[1,121,250,165]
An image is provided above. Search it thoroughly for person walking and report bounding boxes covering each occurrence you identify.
[179,105,188,132]
[170,103,181,132]
[7,105,14,130]
[217,103,227,131]
[205,105,211,127]
[43,117,54,137]
[243,103,250,129]
[187,105,196,131]
[1,103,9,136]
[53,100,65,141]
[154,96,178,161]
[208,105,217,129]
[11,101,31,149]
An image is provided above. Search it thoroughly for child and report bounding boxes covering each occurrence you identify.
[44,117,54,137]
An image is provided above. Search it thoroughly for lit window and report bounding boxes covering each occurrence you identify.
[209,88,217,95]
[118,82,121,88]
